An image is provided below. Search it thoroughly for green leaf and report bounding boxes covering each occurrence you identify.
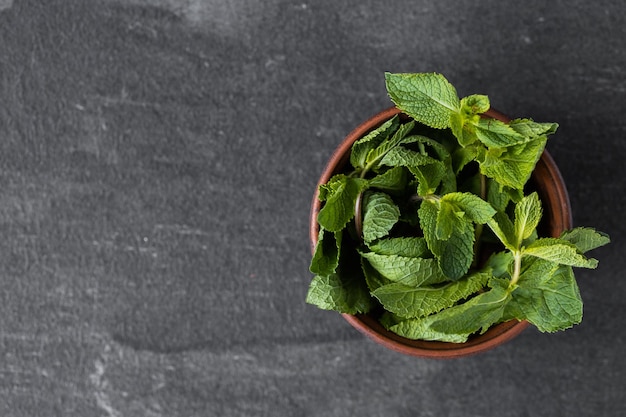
[560,227,611,254]
[362,192,400,244]
[368,166,408,194]
[441,192,496,224]
[485,251,514,279]
[317,176,368,232]
[372,270,490,318]
[452,145,479,174]
[384,72,460,129]
[508,119,558,138]
[487,211,516,251]
[505,259,582,332]
[474,118,526,148]
[365,120,415,167]
[305,273,372,314]
[523,238,599,268]
[486,179,511,212]
[429,281,511,335]
[389,282,511,342]
[514,192,543,245]
[360,251,448,287]
[410,162,448,196]
[361,258,388,292]
[367,237,430,258]
[309,228,342,276]
[350,115,400,169]
[419,200,475,280]
[435,199,466,240]
[479,136,547,189]
[461,94,490,115]
[379,146,438,168]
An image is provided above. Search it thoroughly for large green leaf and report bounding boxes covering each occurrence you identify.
[385,72,460,129]
[372,270,489,318]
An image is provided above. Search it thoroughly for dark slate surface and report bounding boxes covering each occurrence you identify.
[0,0,624,415]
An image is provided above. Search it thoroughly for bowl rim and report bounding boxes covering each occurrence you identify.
[309,106,572,358]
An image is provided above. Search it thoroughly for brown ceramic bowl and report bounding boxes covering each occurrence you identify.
[309,106,572,359]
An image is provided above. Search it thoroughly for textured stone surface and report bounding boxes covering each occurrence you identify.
[0,0,624,415]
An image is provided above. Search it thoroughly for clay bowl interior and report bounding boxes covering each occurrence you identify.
[309,107,572,358]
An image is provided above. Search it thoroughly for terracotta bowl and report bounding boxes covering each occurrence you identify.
[309,107,572,358]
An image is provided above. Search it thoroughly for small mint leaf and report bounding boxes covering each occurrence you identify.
[368,167,408,194]
[514,192,543,244]
[309,228,342,276]
[479,136,547,189]
[365,120,415,167]
[474,118,527,148]
[305,273,372,314]
[317,177,368,232]
[367,237,430,258]
[508,119,558,138]
[350,115,400,169]
[362,192,400,244]
[559,227,611,254]
[487,211,516,251]
[461,94,490,115]
[523,238,599,269]
[384,72,460,129]
[441,192,497,224]
[419,200,475,280]
[379,146,438,168]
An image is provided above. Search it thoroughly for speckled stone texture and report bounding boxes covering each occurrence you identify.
[0,0,624,416]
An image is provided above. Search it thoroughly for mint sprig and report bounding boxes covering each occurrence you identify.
[307,72,610,343]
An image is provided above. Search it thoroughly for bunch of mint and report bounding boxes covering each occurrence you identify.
[306,72,610,343]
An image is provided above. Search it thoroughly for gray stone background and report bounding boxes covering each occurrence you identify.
[0,0,624,416]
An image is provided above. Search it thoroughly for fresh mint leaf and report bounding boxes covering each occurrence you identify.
[361,258,388,292]
[305,272,372,314]
[479,136,547,189]
[486,179,511,212]
[379,146,438,169]
[560,227,611,253]
[514,192,543,245]
[429,281,511,336]
[474,118,527,148]
[508,119,558,138]
[372,270,490,318]
[441,192,496,224]
[309,228,342,276]
[360,251,448,287]
[362,192,400,244]
[367,237,430,258]
[317,176,368,232]
[365,120,416,168]
[410,162,448,196]
[350,115,400,169]
[384,72,460,129]
[485,251,514,279]
[435,199,467,240]
[461,94,490,115]
[487,211,517,251]
[419,200,475,280]
[452,145,479,174]
[388,316,469,343]
[523,238,599,268]
[368,166,408,194]
[388,281,510,342]
[505,259,582,332]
